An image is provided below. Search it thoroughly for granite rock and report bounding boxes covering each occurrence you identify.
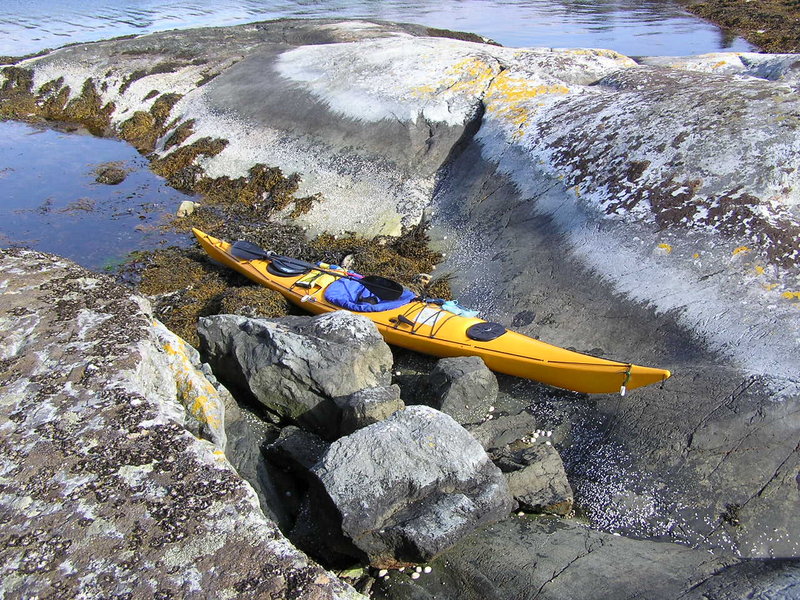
[0,248,361,599]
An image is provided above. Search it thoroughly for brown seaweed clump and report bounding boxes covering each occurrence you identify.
[0,68,116,135]
[306,219,453,299]
[127,246,290,346]
[681,0,800,53]
[118,92,182,153]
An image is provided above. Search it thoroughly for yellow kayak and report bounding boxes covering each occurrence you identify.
[192,228,671,394]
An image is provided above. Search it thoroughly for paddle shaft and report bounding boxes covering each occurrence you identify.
[231,240,403,300]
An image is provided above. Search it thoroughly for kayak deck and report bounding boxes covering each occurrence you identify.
[193,228,671,394]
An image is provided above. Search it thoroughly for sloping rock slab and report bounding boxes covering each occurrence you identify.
[310,405,514,567]
[0,248,360,600]
[372,516,759,600]
[198,311,393,438]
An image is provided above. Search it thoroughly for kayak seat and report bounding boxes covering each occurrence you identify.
[324,277,415,312]
[268,261,309,277]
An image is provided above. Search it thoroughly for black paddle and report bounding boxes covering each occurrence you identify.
[231,239,405,301]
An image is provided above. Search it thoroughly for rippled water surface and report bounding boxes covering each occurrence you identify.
[1,0,754,57]
[0,122,186,270]
[0,1,755,268]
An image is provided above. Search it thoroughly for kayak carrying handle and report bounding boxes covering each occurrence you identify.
[620,365,632,396]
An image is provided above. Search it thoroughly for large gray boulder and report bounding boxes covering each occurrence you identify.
[310,406,515,567]
[0,248,360,600]
[198,311,394,438]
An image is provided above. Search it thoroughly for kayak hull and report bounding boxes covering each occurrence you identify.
[192,228,671,394]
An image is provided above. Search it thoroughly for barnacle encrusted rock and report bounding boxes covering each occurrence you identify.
[0,248,361,600]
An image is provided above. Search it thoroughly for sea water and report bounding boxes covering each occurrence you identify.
[0,0,754,58]
[0,0,755,268]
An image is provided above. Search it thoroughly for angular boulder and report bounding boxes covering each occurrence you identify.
[427,356,499,425]
[495,444,574,516]
[310,405,514,567]
[466,410,538,452]
[198,311,393,438]
[333,384,405,436]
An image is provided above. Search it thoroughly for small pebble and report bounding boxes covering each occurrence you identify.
[378,569,388,578]
[546,441,551,446]
[399,567,405,572]
[488,405,495,412]
[423,566,432,574]
[411,572,420,580]
[415,566,422,573]
[517,511,524,516]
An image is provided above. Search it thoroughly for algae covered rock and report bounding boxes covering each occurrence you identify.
[0,248,361,600]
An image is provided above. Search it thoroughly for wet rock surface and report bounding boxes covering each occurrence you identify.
[0,248,360,600]
[371,516,799,600]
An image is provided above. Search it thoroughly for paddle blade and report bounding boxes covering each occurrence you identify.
[361,275,404,300]
[231,240,272,261]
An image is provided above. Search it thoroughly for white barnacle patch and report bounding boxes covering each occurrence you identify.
[75,309,112,341]
[275,36,498,127]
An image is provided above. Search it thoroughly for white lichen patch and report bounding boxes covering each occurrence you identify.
[173,93,431,235]
[0,313,40,359]
[472,139,800,384]
[275,36,497,126]
[75,308,112,341]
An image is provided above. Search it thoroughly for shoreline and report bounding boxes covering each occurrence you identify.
[679,0,800,53]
